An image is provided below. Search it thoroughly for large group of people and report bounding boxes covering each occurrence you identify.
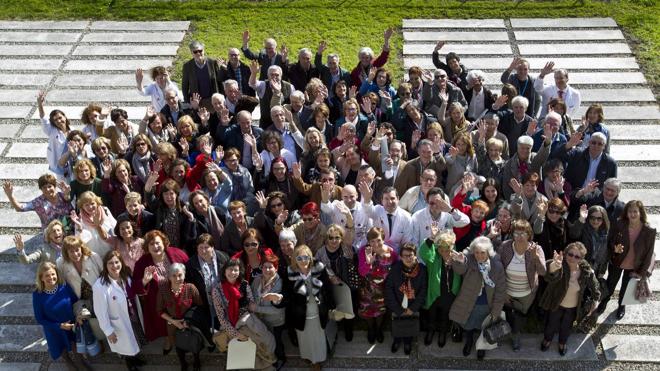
[13,28,656,371]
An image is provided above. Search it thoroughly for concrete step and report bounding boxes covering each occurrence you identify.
[580,88,656,103]
[0,45,73,56]
[403,43,513,55]
[0,324,47,352]
[611,145,660,161]
[54,73,153,88]
[575,105,659,121]
[518,43,632,55]
[32,106,146,120]
[0,124,22,138]
[89,21,190,31]
[601,334,660,362]
[0,234,36,254]
[405,57,640,70]
[0,106,32,119]
[0,31,80,43]
[72,45,180,57]
[403,31,509,42]
[619,167,660,183]
[609,126,660,140]
[45,89,150,103]
[0,164,50,180]
[0,21,87,30]
[597,300,660,326]
[0,73,54,87]
[80,32,185,43]
[514,30,624,41]
[0,292,33,318]
[0,364,41,371]
[403,19,506,29]
[0,59,63,71]
[620,189,660,207]
[0,209,41,229]
[510,18,618,28]
[6,143,48,158]
[63,59,173,71]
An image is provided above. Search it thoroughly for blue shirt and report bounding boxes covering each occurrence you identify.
[583,152,603,188]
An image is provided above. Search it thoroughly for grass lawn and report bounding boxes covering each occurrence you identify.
[2,0,659,96]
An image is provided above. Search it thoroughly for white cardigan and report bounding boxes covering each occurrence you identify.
[56,252,103,298]
[93,277,140,356]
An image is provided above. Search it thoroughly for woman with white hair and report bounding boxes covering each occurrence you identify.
[465,70,495,121]
[496,95,535,158]
[500,134,551,200]
[448,236,506,360]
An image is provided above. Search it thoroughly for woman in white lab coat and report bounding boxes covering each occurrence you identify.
[93,250,146,371]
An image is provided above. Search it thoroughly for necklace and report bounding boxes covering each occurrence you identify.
[43,285,58,295]
[171,284,182,296]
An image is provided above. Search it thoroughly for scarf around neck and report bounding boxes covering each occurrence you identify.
[478,259,495,288]
[221,280,242,326]
[400,263,420,301]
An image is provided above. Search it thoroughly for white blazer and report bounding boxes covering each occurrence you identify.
[362,202,412,251]
[321,200,372,251]
[534,77,581,118]
[57,252,103,298]
[93,277,140,356]
[410,207,470,247]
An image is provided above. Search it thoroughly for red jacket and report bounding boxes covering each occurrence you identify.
[451,192,486,242]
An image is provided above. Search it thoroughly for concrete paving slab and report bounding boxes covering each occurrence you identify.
[404,57,511,70]
[611,145,660,161]
[609,126,660,140]
[6,142,47,158]
[0,293,34,317]
[0,233,36,254]
[0,142,8,154]
[575,105,660,121]
[0,31,80,43]
[332,331,408,359]
[0,21,87,30]
[0,59,63,71]
[0,185,40,203]
[64,59,172,71]
[73,44,180,56]
[602,335,660,362]
[0,90,40,103]
[418,333,597,361]
[0,44,73,56]
[0,106,32,119]
[81,31,185,43]
[0,73,53,86]
[597,300,660,326]
[32,106,146,120]
[0,261,39,284]
[645,215,660,232]
[90,21,190,31]
[0,163,49,179]
[581,88,656,102]
[511,18,618,28]
[403,19,505,28]
[21,125,83,139]
[477,72,647,86]
[0,363,41,371]
[619,167,660,184]
[524,57,639,70]
[0,124,22,138]
[47,89,150,103]
[515,30,624,41]
[620,189,660,207]
[518,43,631,55]
[403,31,509,42]
[55,73,153,87]
[0,325,47,352]
[403,43,513,55]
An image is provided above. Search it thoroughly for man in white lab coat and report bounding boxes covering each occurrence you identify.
[360,185,412,253]
[320,184,372,251]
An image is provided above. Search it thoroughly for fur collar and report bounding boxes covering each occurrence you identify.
[287,261,325,297]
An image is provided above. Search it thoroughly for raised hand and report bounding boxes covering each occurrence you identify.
[292,162,302,179]
[526,119,538,136]
[566,131,583,148]
[249,60,259,75]
[384,27,394,41]
[358,180,373,203]
[37,91,46,105]
[143,265,156,284]
[198,107,210,123]
[70,210,82,229]
[421,69,434,84]
[540,61,555,77]
[368,66,378,82]
[135,68,144,85]
[488,221,501,238]
[551,250,563,269]
[411,129,422,148]
[153,158,163,173]
[509,178,522,195]
[101,158,113,176]
[182,205,194,221]
[449,250,465,263]
[270,79,282,94]
[494,94,508,109]
[275,210,288,225]
[378,90,392,106]
[552,175,565,192]
[280,43,288,61]
[537,198,548,216]
[348,85,357,100]
[57,180,71,195]
[190,92,201,110]
[92,208,103,227]
[13,233,24,253]
[579,204,589,222]
[242,30,250,46]
[360,96,372,114]
[144,170,159,193]
[430,222,440,240]
[448,146,459,157]
[583,179,599,195]
[508,57,522,72]
[243,133,256,148]
[214,145,224,163]
[366,121,377,137]
[318,40,328,54]
[477,119,487,143]
[144,105,156,121]
[117,135,129,153]
[179,137,189,154]
[255,191,268,209]
[434,40,445,52]
[461,173,475,193]
[2,181,13,196]
[364,245,374,265]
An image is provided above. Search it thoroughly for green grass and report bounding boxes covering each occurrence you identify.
[2,0,659,96]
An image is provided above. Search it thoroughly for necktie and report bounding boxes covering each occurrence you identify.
[387,213,393,233]
[558,90,564,99]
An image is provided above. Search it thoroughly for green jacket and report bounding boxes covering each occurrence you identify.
[419,238,462,309]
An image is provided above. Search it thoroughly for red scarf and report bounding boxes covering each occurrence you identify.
[221,280,242,326]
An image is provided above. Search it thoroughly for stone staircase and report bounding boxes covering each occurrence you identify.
[1,18,659,371]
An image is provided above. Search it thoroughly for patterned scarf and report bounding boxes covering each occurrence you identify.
[399,263,420,300]
[478,260,495,288]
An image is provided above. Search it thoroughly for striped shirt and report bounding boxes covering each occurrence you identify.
[506,252,532,297]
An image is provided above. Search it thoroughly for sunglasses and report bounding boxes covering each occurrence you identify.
[193,50,204,54]
[566,252,582,259]
[296,255,311,262]
[512,231,527,237]
[270,202,284,208]
[302,217,315,222]
[135,142,147,147]
[547,209,563,215]
[327,236,342,241]
[243,242,259,248]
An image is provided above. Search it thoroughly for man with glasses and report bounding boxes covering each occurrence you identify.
[432,41,469,96]
[219,48,254,96]
[422,68,467,120]
[292,164,343,206]
[215,110,263,171]
[315,41,352,95]
[571,177,625,223]
[529,111,567,155]
[287,48,319,91]
[557,132,617,192]
[410,187,469,246]
[182,40,223,110]
[501,57,541,118]
[395,139,446,198]
[241,30,288,81]
[535,62,581,118]
[399,169,448,215]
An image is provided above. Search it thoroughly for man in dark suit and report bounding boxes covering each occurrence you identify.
[160,88,199,126]
[181,41,223,110]
[315,41,351,96]
[556,131,617,192]
[569,177,625,222]
[241,30,288,81]
[215,110,263,172]
[218,47,255,97]
[286,47,319,91]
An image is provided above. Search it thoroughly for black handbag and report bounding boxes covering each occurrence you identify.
[483,317,512,345]
[391,314,420,338]
[175,325,206,353]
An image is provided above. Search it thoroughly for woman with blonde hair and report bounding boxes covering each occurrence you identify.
[69,158,103,204]
[71,191,116,257]
[15,219,66,265]
[441,102,470,144]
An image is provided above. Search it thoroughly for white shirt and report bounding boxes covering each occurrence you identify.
[361,202,412,251]
[321,200,371,251]
[410,207,470,247]
[534,77,581,118]
[467,88,485,120]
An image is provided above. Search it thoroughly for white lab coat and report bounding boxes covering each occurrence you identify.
[93,277,140,356]
[321,200,372,251]
[361,202,412,252]
[410,207,470,247]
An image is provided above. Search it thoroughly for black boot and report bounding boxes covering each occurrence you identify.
[344,319,354,342]
[424,331,434,346]
[616,305,626,320]
[176,348,188,371]
[437,331,447,348]
[192,353,201,371]
[462,330,473,357]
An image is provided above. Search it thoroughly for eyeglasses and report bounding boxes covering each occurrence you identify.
[270,202,284,208]
[193,50,204,54]
[302,217,315,222]
[590,141,605,146]
[589,216,603,221]
[435,75,447,79]
[512,231,527,237]
[243,242,259,248]
[135,142,147,147]
[547,209,563,215]
[229,54,240,57]
[566,252,582,259]
[320,178,334,183]
[272,167,286,172]
[296,255,311,262]
[327,236,342,241]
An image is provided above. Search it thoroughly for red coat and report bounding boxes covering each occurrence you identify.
[132,246,189,341]
[451,192,486,242]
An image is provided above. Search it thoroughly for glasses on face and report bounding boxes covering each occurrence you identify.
[302,217,315,222]
[270,202,284,208]
[135,142,147,147]
[327,236,342,241]
[547,209,562,215]
[296,255,311,262]
[566,252,582,259]
[513,231,527,238]
[589,216,603,221]
[321,178,334,183]
[193,50,204,54]
[590,141,605,146]
[229,53,240,57]
[243,242,259,248]
[272,167,286,172]
[384,131,393,136]
[435,75,447,79]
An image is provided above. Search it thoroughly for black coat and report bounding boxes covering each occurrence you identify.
[384,261,428,316]
[556,147,617,191]
[539,260,600,324]
[218,62,255,96]
[185,251,230,309]
[285,262,335,331]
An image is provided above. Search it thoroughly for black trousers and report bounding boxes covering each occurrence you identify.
[543,306,577,344]
[603,263,633,306]
[272,324,286,361]
[427,294,454,334]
